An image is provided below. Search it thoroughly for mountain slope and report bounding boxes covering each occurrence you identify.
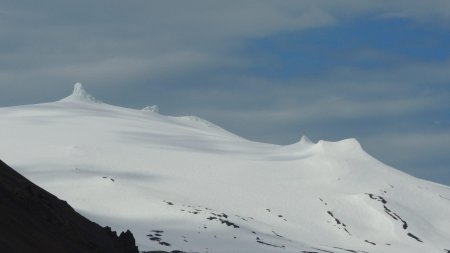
[0,159,139,253]
[0,83,449,253]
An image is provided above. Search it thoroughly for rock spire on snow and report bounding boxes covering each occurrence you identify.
[299,135,313,144]
[61,83,101,103]
[142,105,159,113]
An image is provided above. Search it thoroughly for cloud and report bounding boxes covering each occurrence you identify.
[364,131,450,163]
[361,131,450,185]
[374,0,450,24]
[1,0,450,91]
[187,94,444,126]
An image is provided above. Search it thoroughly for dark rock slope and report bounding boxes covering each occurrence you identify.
[0,159,139,253]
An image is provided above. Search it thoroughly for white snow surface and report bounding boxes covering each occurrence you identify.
[142,105,160,113]
[1,84,449,253]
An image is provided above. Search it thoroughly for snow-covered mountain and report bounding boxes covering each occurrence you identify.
[1,83,449,253]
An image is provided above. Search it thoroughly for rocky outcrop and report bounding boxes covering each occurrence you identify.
[0,159,139,253]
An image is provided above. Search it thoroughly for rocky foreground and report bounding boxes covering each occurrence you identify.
[0,159,140,253]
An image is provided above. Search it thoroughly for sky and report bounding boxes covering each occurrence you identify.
[0,1,449,186]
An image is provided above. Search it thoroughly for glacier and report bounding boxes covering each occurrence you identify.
[0,83,449,253]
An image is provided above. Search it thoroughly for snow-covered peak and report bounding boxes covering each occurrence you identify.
[299,135,313,144]
[60,83,101,103]
[142,105,159,113]
[314,138,366,156]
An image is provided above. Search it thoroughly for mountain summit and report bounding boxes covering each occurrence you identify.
[60,82,101,103]
[299,135,313,144]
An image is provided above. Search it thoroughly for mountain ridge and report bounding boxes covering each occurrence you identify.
[0,83,449,252]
